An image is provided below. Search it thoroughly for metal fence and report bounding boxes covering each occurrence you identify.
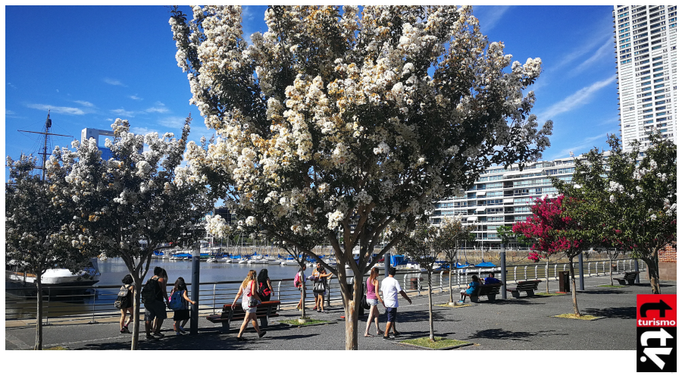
[5,258,643,323]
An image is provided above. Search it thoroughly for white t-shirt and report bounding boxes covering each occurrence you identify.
[380,276,402,308]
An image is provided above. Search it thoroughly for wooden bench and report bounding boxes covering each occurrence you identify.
[615,272,638,285]
[206,300,280,333]
[507,280,541,298]
[470,284,502,303]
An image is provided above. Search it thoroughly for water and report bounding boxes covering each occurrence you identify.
[97,257,303,286]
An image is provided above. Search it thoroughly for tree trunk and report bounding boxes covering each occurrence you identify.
[545,259,549,294]
[568,256,581,317]
[643,254,661,294]
[448,269,454,304]
[34,277,43,350]
[342,275,360,350]
[427,272,434,342]
[300,279,307,319]
[130,283,141,350]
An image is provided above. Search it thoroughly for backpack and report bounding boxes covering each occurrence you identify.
[141,278,159,305]
[114,285,130,309]
[293,272,301,288]
[168,290,184,310]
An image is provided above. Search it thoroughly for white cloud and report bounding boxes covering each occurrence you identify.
[145,106,169,114]
[474,6,511,33]
[111,108,135,118]
[157,116,189,129]
[569,38,613,76]
[27,103,85,115]
[551,129,618,160]
[104,77,126,87]
[538,75,616,121]
[129,95,143,101]
[73,100,95,107]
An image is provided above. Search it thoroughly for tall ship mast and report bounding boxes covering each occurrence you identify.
[17,111,72,181]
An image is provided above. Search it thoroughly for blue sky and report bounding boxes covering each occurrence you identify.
[3,5,619,181]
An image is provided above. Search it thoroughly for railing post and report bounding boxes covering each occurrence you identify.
[89,288,98,324]
[513,266,518,282]
[212,284,217,312]
[500,243,507,299]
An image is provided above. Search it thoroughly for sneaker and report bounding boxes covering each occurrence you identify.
[382,335,391,340]
[153,332,164,338]
[180,329,189,335]
[258,331,266,338]
[237,337,246,342]
[393,331,401,337]
[146,333,158,340]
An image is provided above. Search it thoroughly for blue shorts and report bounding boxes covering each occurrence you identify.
[385,307,398,322]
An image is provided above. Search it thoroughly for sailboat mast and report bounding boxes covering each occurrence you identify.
[40,111,52,181]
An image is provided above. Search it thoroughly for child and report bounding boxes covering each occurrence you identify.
[170,277,196,335]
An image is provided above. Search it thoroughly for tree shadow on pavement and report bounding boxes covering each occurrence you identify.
[468,328,568,342]
[583,306,636,319]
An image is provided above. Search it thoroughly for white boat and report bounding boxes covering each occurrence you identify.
[6,258,101,296]
[280,260,299,266]
[238,259,249,264]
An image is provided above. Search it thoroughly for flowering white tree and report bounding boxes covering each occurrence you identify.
[49,116,212,349]
[5,155,96,349]
[552,134,676,294]
[170,5,552,349]
[435,216,476,304]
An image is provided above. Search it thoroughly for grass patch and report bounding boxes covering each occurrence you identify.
[598,285,625,288]
[436,303,471,308]
[399,337,471,350]
[553,314,603,321]
[45,346,69,350]
[536,292,568,296]
[279,318,331,327]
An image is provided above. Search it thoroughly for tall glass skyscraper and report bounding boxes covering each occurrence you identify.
[613,5,677,152]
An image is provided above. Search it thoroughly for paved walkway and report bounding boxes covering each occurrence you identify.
[6,274,672,353]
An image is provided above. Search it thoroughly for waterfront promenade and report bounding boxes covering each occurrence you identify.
[7,275,671,350]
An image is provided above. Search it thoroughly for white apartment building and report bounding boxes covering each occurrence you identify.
[430,156,580,247]
[614,5,677,152]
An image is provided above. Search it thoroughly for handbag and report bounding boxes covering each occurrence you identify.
[314,280,326,292]
[361,294,370,310]
[248,296,261,308]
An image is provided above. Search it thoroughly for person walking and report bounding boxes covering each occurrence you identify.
[231,270,266,341]
[380,266,411,340]
[257,269,273,327]
[118,274,134,334]
[170,277,196,335]
[143,266,170,340]
[295,265,307,311]
[364,267,384,337]
[312,263,333,312]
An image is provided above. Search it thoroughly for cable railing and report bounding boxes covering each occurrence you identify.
[5,258,644,323]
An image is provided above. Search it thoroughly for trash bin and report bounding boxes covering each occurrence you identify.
[558,271,570,292]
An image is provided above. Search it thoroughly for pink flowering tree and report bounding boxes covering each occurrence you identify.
[552,134,676,294]
[513,195,589,316]
[170,5,552,349]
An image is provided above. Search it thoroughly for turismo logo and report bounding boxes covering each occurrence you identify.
[637,294,676,372]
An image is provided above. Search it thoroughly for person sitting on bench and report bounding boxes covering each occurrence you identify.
[458,275,481,304]
[484,273,501,285]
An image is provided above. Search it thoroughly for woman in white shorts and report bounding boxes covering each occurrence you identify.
[231,270,266,341]
[364,267,384,337]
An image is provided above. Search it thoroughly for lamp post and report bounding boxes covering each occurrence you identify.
[190,241,200,335]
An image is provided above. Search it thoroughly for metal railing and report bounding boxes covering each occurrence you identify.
[5,258,644,323]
